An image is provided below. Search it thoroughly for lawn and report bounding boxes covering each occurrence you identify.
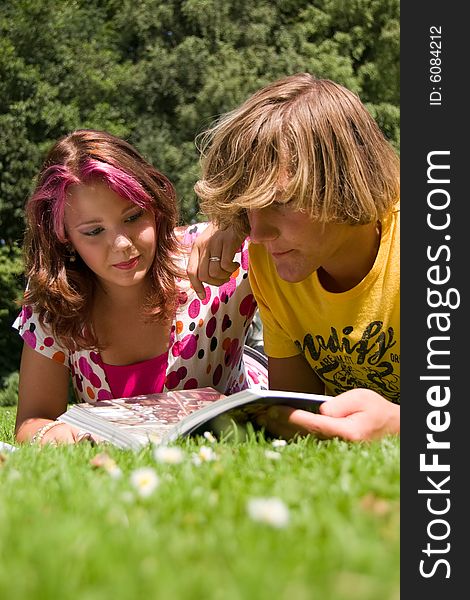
[0,407,399,600]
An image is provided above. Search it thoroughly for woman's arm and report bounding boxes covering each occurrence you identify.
[15,343,81,445]
[187,222,245,299]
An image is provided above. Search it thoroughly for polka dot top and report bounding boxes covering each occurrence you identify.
[13,223,268,403]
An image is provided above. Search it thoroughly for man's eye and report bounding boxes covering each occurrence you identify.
[272,199,293,209]
[126,210,144,223]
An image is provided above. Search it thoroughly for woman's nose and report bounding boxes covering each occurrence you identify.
[248,209,279,243]
[112,232,132,250]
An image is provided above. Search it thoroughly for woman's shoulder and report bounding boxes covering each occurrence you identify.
[174,222,249,257]
[174,222,211,247]
[13,304,71,365]
[13,304,42,336]
[172,224,251,315]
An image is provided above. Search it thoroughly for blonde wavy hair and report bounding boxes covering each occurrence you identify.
[195,73,399,234]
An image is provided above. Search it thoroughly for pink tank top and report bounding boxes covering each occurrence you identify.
[101,351,169,399]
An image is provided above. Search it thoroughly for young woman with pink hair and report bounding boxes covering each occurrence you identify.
[14,129,267,446]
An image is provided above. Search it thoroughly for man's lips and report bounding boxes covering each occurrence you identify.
[112,256,140,270]
[270,249,294,258]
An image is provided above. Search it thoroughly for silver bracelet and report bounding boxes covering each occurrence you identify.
[30,421,62,445]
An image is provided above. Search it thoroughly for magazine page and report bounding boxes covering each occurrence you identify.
[59,387,328,447]
[59,387,226,448]
[168,388,328,440]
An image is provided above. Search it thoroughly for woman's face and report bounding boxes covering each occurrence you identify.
[64,182,157,293]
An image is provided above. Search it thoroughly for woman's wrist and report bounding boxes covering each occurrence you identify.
[30,420,62,445]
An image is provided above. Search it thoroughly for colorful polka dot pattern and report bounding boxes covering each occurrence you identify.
[13,223,268,403]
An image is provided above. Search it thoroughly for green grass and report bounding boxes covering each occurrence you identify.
[0,407,399,600]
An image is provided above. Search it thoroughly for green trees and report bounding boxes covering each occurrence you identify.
[0,244,23,388]
[0,0,399,391]
[1,0,399,240]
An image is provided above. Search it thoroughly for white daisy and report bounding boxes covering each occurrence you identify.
[153,446,184,464]
[271,439,287,448]
[192,445,217,465]
[130,467,160,497]
[0,441,17,453]
[107,465,123,479]
[90,453,122,477]
[264,450,281,460]
[247,497,290,528]
[203,431,217,444]
[198,446,217,461]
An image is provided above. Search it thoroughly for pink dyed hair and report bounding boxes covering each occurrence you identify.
[31,159,155,243]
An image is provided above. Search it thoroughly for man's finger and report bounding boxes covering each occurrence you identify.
[319,393,369,418]
[256,406,310,440]
[263,405,357,440]
[256,414,301,441]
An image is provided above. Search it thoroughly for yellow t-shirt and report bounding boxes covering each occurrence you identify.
[249,207,400,403]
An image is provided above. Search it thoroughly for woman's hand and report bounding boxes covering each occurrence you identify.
[17,418,96,446]
[38,422,95,446]
[257,388,400,442]
[187,223,246,299]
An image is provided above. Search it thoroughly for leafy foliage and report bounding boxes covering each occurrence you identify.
[0,371,19,407]
[0,245,23,382]
[1,0,399,240]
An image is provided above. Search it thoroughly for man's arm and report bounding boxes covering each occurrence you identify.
[263,355,400,441]
[268,354,325,394]
[258,387,400,441]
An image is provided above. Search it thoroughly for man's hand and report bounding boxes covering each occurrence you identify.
[187,223,245,300]
[257,388,400,442]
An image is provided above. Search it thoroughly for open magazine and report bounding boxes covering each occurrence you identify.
[58,387,328,451]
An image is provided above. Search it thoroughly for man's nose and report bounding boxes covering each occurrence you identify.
[248,209,278,243]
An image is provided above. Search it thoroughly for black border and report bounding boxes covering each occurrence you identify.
[401,3,465,595]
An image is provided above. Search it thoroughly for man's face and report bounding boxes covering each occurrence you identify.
[247,203,356,283]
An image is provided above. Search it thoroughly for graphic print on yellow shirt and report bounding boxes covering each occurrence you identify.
[249,207,400,404]
[293,320,399,403]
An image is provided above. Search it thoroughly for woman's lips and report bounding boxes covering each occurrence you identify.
[112,256,140,270]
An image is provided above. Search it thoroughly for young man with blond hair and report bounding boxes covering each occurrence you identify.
[189,73,400,441]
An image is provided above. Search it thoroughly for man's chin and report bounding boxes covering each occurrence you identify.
[274,265,315,283]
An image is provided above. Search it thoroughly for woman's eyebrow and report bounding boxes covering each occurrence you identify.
[74,204,139,228]
[75,217,103,227]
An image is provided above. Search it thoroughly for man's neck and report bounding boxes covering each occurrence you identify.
[318,221,381,293]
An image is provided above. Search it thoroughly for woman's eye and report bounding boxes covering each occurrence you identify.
[126,210,144,223]
[84,227,104,237]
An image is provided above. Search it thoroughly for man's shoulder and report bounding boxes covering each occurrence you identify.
[248,241,270,266]
[248,242,293,292]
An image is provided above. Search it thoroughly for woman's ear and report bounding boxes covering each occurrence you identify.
[65,244,76,263]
